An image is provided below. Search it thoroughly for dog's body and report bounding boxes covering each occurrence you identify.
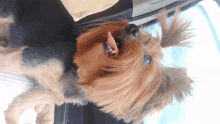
[1,0,88,123]
[0,0,194,124]
[0,0,88,101]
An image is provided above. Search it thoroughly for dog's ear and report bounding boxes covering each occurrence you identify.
[157,8,194,48]
[128,67,193,123]
[162,67,193,101]
[139,67,193,123]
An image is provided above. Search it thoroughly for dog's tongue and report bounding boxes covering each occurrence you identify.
[107,31,118,54]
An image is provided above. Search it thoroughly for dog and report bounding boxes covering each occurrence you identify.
[0,0,194,124]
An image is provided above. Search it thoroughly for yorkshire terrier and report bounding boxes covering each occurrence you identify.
[0,0,193,124]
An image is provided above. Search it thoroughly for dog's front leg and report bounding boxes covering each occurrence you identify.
[4,89,63,124]
[0,46,72,124]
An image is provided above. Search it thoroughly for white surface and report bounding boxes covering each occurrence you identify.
[0,72,37,124]
[144,0,220,124]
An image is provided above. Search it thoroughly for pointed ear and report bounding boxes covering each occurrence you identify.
[141,67,193,118]
[157,8,194,48]
[163,67,193,101]
[107,31,118,55]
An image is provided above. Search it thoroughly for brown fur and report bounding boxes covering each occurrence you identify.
[2,9,193,124]
[75,9,193,123]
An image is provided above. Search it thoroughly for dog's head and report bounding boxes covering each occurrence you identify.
[74,9,194,123]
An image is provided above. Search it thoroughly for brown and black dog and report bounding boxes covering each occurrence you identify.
[0,0,194,124]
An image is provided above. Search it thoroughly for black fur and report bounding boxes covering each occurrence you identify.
[0,0,83,99]
[1,0,80,47]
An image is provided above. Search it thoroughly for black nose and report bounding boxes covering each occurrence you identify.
[125,24,139,38]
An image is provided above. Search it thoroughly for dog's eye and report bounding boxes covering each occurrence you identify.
[144,54,152,65]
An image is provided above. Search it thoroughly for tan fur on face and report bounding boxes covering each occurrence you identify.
[75,9,194,123]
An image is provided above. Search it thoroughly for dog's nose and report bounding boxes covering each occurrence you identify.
[125,24,139,38]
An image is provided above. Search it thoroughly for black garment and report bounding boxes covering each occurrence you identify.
[55,103,143,124]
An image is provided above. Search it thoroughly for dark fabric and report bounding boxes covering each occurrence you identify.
[54,104,69,124]
[67,103,137,124]
[76,0,202,29]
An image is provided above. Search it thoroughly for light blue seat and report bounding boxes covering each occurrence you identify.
[144,1,220,124]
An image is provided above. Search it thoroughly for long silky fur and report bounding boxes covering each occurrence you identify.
[75,9,194,123]
[3,9,194,124]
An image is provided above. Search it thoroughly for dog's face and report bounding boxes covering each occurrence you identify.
[74,9,193,123]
